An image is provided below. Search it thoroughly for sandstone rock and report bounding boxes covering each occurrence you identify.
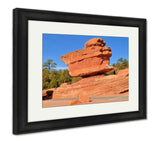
[67,94,91,106]
[84,38,106,49]
[52,69,129,100]
[79,93,91,103]
[67,100,81,106]
[117,69,129,75]
[61,38,114,77]
[42,90,47,97]
[60,83,68,87]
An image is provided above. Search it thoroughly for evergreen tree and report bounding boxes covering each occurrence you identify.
[43,59,57,72]
[112,58,128,71]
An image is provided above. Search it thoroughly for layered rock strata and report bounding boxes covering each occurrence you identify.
[42,69,129,107]
[51,69,129,99]
[61,38,114,77]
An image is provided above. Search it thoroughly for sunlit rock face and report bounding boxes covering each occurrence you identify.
[51,69,129,100]
[61,38,114,77]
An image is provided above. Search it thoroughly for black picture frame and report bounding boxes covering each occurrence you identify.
[13,8,147,134]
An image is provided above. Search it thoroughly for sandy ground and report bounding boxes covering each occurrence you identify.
[43,93,128,108]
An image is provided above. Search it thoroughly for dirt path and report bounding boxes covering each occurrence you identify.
[43,95,128,108]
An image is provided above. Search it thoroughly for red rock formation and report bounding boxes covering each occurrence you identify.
[52,69,129,100]
[67,94,91,106]
[84,38,106,49]
[42,38,129,107]
[67,100,81,106]
[79,93,91,103]
[61,38,114,77]
[43,69,129,107]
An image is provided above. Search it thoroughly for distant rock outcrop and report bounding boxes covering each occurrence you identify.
[61,38,114,77]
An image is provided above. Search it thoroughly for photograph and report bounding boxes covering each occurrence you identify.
[13,8,146,134]
[42,34,129,108]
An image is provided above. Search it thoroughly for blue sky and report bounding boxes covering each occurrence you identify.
[43,34,128,70]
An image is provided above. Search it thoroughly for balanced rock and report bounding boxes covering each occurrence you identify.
[84,38,106,48]
[61,38,114,77]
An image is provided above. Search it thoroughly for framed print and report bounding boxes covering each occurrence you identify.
[13,8,147,134]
